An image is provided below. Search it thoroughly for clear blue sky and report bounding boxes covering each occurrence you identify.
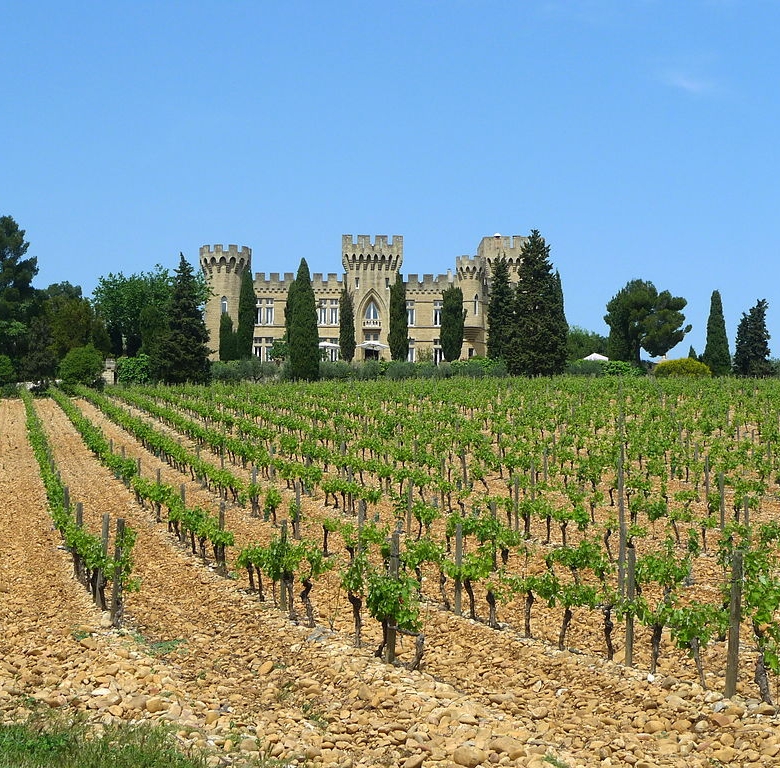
[4,0,779,359]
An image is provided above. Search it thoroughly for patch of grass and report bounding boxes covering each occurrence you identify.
[0,711,207,768]
[147,638,188,657]
[542,754,571,768]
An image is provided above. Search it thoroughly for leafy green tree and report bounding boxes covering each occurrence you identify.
[138,303,167,367]
[507,230,567,376]
[287,259,319,381]
[0,354,14,385]
[59,344,105,387]
[388,274,408,361]
[92,267,173,357]
[235,267,256,358]
[45,283,110,361]
[339,288,356,363]
[440,285,465,362]
[487,257,513,361]
[116,354,151,385]
[155,255,211,384]
[733,299,772,377]
[219,312,238,361]
[0,216,41,363]
[567,325,608,361]
[604,279,691,366]
[19,315,57,388]
[701,289,731,375]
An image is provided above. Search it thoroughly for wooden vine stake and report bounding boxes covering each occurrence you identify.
[217,501,227,576]
[724,549,744,699]
[279,520,288,614]
[384,528,400,665]
[454,523,463,616]
[110,518,126,627]
[624,543,636,668]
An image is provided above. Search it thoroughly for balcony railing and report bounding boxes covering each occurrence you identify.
[362,318,381,329]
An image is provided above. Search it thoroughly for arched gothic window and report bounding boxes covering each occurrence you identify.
[220,296,228,314]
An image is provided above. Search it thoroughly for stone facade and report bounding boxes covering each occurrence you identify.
[199,234,527,362]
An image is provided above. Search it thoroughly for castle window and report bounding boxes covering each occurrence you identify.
[260,298,274,325]
[433,300,442,327]
[220,296,228,314]
[329,299,339,325]
[406,300,415,327]
[407,339,415,363]
[355,277,360,289]
[318,300,327,326]
[473,294,479,316]
[433,337,443,364]
[365,301,379,320]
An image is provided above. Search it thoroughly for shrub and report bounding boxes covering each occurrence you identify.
[654,357,712,378]
[603,360,645,377]
[0,354,15,385]
[385,361,416,380]
[566,359,605,376]
[59,345,105,389]
[320,360,354,380]
[116,355,151,385]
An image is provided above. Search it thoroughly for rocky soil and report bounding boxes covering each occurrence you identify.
[1,396,780,768]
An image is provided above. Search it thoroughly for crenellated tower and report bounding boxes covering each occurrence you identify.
[200,244,252,358]
[342,235,403,346]
[476,234,527,284]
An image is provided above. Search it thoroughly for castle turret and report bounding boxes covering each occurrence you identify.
[342,235,403,350]
[456,255,488,348]
[200,244,252,360]
[476,234,527,283]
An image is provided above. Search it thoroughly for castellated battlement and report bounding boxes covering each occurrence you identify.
[342,234,403,252]
[456,255,485,281]
[199,244,252,275]
[405,271,455,293]
[342,234,403,273]
[253,272,344,294]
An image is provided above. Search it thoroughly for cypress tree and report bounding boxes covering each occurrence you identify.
[507,230,567,376]
[487,257,513,361]
[339,287,356,362]
[156,254,211,384]
[288,258,320,381]
[388,274,408,361]
[235,267,256,358]
[701,290,731,375]
[440,285,465,362]
[219,311,237,361]
[733,298,771,377]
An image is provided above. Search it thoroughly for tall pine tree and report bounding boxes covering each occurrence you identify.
[219,311,238,361]
[287,258,320,381]
[235,267,256,358]
[507,230,567,376]
[733,298,771,377]
[388,274,408,361]
[156,254,211,384]
[440,285,465,362]
[486,257,513,361]
[701,289,731,375]
[339,287,355,362]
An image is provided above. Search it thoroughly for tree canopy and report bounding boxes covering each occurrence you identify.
[339,287,355,363]
[506,231,567,376]
[440,285,465,362]
[154,255,211,384]
[733,298,771,377]
[486,257,512,362]
[567,325,608,362]
[701,290,731,376]
[388,274,409,361]
[287,258,320,381]
[604,279,691,366]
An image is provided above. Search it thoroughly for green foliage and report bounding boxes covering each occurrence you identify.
[0,215,41,366]
[653,357,712,378]
[733,298,772,377]
[366,571,421,633]
[235,267,256,359]
[602,360,644,377]
[19,315,58,388]
[0,711,210,768]
[155,255,211,384]
[388,274,408,361]
[487,257,512,361]
[507,231,567,376]
[567,325,608,362]
[218,312,238,361]
[58,345,105,388]
[440,285,466,362]
[287,259,320,381]
[604,279,691,366]
[339,288,356,363]
[0,353,14,384]
[116,354,151,385]
[701,289,731,375]
[91,266,175,357]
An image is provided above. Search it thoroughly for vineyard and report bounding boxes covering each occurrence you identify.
[4,376,780,767]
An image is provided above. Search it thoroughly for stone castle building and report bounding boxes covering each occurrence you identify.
[199,234,527,363]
